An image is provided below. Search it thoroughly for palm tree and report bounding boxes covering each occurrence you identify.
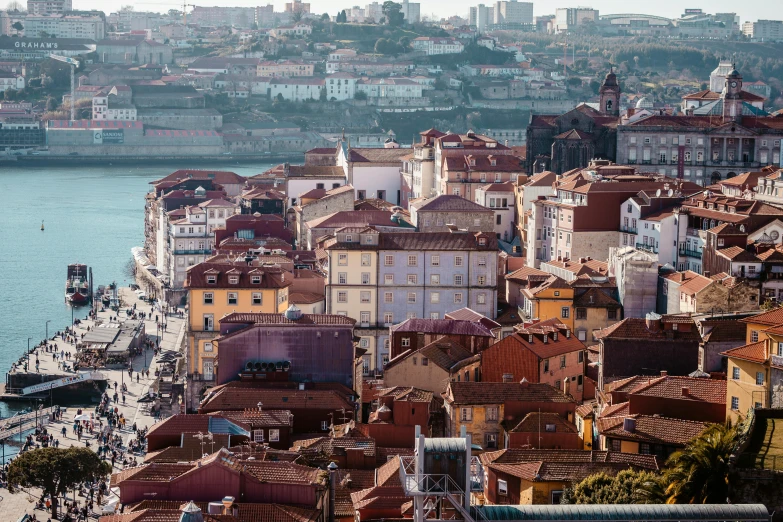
[661,423,738,504]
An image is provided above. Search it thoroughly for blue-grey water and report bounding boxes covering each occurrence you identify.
[0,162,276,418]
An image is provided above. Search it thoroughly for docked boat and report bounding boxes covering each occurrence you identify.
[65,263,91,305]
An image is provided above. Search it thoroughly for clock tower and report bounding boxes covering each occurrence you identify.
[722,65,743,122]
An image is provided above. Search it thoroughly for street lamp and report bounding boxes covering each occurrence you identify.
[45,320,51,342]
[26,337,32,369]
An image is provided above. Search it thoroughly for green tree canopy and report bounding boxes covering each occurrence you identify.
[564,469,663,505]
[8,447,112,520]
[661,423,737,504]
[382,1,404,26]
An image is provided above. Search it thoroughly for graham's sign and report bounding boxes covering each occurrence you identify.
[14,41,59,49]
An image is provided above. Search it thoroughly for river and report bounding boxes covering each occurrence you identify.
[0,162,276,417]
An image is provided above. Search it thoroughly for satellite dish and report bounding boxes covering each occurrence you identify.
[655,189,661,197]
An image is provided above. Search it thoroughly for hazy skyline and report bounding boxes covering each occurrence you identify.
[71,0,782,23]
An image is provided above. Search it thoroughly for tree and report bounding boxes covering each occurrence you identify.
[398,35,410,51]
[354,90,367,100]
[336,10,347,23]
[589,79,601,94]
[564,470,663,505]
[321,13,330,21]
[11,21,23,35]
[46,96,58,111]
[168,8,180,17]
[660,423,737,504]
[382,1,404,26]
[291,10,303,23]
[6,0,24,12]
[8,447,111,520]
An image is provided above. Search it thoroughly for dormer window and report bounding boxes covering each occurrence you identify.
[553,331,558,341]
[251,275,261,284]
[528,334,533,343]
[206,275,217,284]
[345,234,353,242]
[478,237,487,246]
[229,276,239,285]
[469,157,476,166]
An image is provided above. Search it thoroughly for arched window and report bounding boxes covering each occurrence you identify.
[605,99,613,112]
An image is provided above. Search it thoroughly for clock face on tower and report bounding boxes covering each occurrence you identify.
[731,81,737,88]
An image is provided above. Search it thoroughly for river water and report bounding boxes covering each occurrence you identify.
[0,162,276,417]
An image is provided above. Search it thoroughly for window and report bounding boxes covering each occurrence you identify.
[408,274,418,285]
[384,292,393,304]
[561,307,569,318]
[384,274,394,285]
[361,273,371,285]
[431,274,440,285]
[486,406,498,421]
[206,275,216,284]
[253,430,264,442]
[431,255,440,266]
[751,330,759,342]
[576,308,586,320]
[454,274,463,285]
[756,372,764,386]
[477,276,486,285]
[460,407,472,421]
[578,351,584,363]
[321,421,329,431]
[485,433,498,449]
[337,292,347,303]
[477,293,486,304]
[611,439,621,452]
[361,253,371,266]
[338,273,347,284]
[407,292,416,303]
[362,355,370,375]
[560,355,567,368]
[608,309,617,320]
[421,357,429,366]
[228,275,239,285]
[203,292,214,305]
[732,367,740,380]
[731,396,739,410]
[203,314,214,331]
[338,254,348,266]
[543,359,549,372]
[401,337,411,347]
[551,491,563,505]
[251,275,261,284]
[252,293,262,305]
[360,291,371,303]
[478,256,487,266]
[498,479,508,495]
[227,292,238,305]
[204,342,213,352]
[269,429,280,442]
[454,292,463,304]
[384,255,394,266]
[431,292,440,304]
[578,330,586,341]
[384,312,394,324]
[455,256,463,267]
[408,255,417,266]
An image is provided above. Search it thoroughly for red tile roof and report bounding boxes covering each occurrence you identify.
[721,340,768,364]
[446,382,575,406]
[740,307,783,326]
[200,387,354,413]
[597,415,708,446]
[390,318,494,337]
[185,261,291,290]
[414,194,494,213]
[595,317,700,341]
[629,376,726,404]
[508,412,577,433]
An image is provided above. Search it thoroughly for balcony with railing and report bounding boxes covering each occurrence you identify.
[680,248,702,259]
[636,243,658,254]
[620,224,638,234]
[173,249,212,256]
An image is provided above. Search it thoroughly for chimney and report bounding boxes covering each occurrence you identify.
[328,462,338,522]
[519,377,529,387]
[660,370,668,377]
[704,271,711,278]
[645,312,662,332]
[623,417,636,433]
[681,386,690,397]
[221,496,235,515]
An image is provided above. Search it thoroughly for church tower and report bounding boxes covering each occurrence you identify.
[722,65,743,122]
[599,69,620,117]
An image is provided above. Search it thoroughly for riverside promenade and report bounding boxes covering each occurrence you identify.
[2,287,187,520]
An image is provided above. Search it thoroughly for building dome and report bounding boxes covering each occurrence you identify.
[635,96,653,109]
[179,501,203,522]
[602,69,618,87]
[726,67,741,79]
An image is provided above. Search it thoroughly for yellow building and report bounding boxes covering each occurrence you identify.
[186,259,291,385]
[723,340,774,423]
[575,403,595,450]
[519,275,574,329]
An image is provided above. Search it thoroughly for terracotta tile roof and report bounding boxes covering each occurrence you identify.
[213,409,294,429]
[350,486,408,511]
[572,288,621,308]
[480,448,659,472]
[605,375,657,394]
[185,261,291,290]
[307,210,412,229]
[376,386,434,403]
[146,414,212,437]
[595,317,700,341]
[444,307,502,329]
[700,320,747,343]
[542,258,608,277]
[414,194,494,212]
[346,148,412,163]
[217,312,355,326]
[509,412,577,433]
[522,275,571,297]
[575,403,595,418]
[597,415,708,446]
[446,382,575,406]
[153,169,245,186]
[525,171,558,187]
[375,456,402,486]
[507,318,587,359]
[443,155,524,173]
[242,461,323,485]
[740,307,783,326]
[200,387,354,413]
[376,447,414,465]
[288,292,325,305]
[721,340,768,364]
[325,230,497,251]
[120,501,319,522]
[600,401,629,418]
[334,469,376,517]
[478,182,517,192]
[717,246,760,262]
[629,376,726,404]
[683,89,721,100]
[390,318,495,337]
[291,436,376,458]
[488,460,643,483]
[145,442,300,464]
[505,266,549,283]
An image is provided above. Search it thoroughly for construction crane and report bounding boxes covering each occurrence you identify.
[49,54,78,121]
[183,1,196,27]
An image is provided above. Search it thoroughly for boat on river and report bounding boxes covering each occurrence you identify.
[65,263,91,305]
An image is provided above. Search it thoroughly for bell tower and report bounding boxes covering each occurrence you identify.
[722,65,743,122]
[599,68,620,117]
